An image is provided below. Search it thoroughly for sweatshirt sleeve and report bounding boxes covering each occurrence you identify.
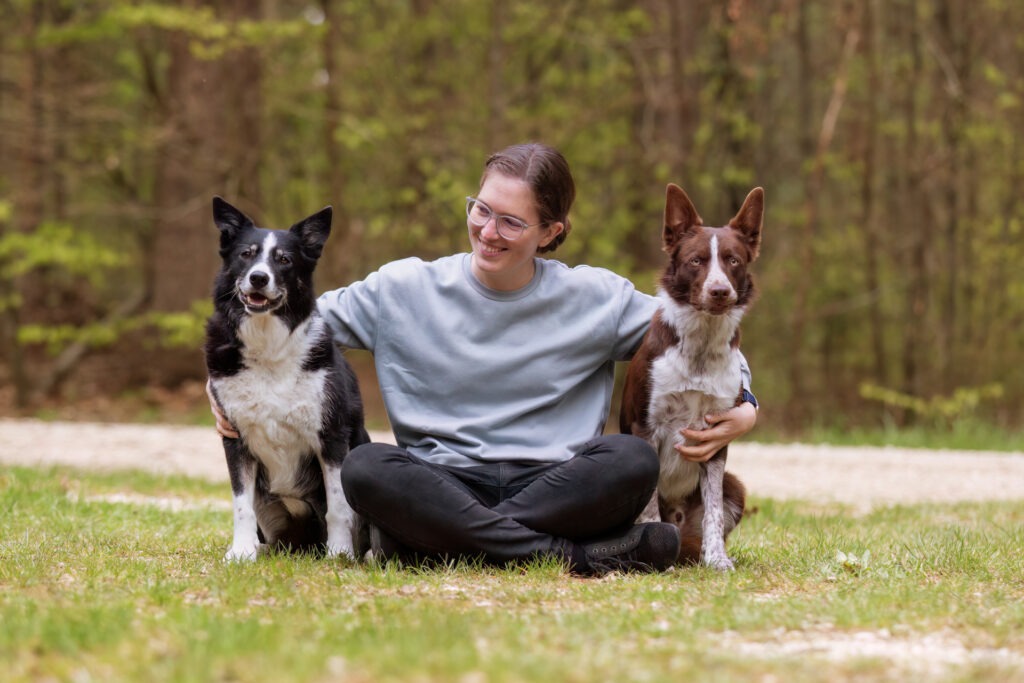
[316,270,384,351]
[738,349,752,392]
[613,285,658,361]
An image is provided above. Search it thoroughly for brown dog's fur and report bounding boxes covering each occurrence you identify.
[621,184,763,568]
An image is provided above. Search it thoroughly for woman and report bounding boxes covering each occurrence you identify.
[214,143,757,574]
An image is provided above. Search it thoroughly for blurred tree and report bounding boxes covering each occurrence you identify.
[0,0,1021,436]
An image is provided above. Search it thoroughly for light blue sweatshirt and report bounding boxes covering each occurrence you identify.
[318,253,750,467]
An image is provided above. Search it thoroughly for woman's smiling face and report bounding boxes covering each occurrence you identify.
[468,172,563,291]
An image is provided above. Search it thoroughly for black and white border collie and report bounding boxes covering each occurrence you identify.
[620,184,762,570]
[205,197,369,562]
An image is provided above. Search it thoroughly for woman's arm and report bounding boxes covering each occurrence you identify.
[206,379,239,439]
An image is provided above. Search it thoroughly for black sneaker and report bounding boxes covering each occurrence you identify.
[579,523,680,575]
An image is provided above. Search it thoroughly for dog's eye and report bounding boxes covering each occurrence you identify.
[240,247,256,259]
[689,256,702,267]
[276,253,291,265]
[727,256,740,267]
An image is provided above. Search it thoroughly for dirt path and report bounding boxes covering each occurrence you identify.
[2,418,1023,510]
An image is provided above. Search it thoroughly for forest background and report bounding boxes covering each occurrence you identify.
[2,0,1022,444]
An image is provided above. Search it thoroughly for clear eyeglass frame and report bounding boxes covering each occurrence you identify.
[465,196,545,241]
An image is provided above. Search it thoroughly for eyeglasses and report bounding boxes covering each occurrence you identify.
[465,197,545,241]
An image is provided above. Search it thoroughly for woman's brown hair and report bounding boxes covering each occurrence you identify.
[481,143,574,253]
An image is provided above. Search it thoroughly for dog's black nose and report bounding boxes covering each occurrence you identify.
[709,286,730,300]
[249,271,270,288]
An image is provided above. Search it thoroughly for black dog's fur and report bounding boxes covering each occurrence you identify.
[205,197,369,560]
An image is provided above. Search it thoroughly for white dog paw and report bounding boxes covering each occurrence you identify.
[325,540,356,561]
[704,554,735,572]
[224,544,260,562]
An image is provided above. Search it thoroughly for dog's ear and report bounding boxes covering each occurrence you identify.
[663,184,703,253]
[728,187,764,261]
[290,206,333,260]
[212,196,253,246]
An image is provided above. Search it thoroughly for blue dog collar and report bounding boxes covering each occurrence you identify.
[741,389,759,409]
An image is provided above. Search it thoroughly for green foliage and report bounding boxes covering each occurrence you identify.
[18,300,212,355]
[35,4,315,55]
[143,300,213,349]
[0,206,198,360]
[4,0,1024,429]
[18,321,123,354]
[859,382,1005,428]
[0,221,125,287]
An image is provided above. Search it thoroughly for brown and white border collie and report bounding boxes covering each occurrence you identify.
[620,183,763,570]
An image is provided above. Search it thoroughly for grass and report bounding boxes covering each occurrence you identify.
[789,418,1024,453]
[2,466,1024,683]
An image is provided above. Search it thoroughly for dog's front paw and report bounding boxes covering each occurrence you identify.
[703,553,735,572]
[325,539,357,561]
[224,543,260,563]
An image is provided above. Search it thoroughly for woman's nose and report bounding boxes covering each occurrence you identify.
[479,215,502,240]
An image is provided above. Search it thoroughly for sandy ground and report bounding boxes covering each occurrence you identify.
[2,417,1023,510]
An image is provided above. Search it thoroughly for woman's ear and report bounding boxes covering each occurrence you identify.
[538,221,565,249]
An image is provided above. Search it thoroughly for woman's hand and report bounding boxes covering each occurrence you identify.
[674,401,757,463]
[206,379,239,439]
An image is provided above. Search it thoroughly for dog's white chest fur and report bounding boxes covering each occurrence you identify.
[646,293,743,501]
[213,315,329,496]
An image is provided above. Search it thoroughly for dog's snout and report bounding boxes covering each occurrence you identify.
[708,285,731,300]
[249,271,270,289]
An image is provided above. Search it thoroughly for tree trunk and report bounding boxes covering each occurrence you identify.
[4,1,47,406]
[789,3,859,421]
[486,1,507,150]
[935,0,971,392]
[148,0,263,383]
[861,0,887,387]
[318,0,359,287]
[899,0,927,406]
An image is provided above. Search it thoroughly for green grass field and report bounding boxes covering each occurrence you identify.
[2,465,1023,682]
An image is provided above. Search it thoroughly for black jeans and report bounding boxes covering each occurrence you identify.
[340,434,659,566]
